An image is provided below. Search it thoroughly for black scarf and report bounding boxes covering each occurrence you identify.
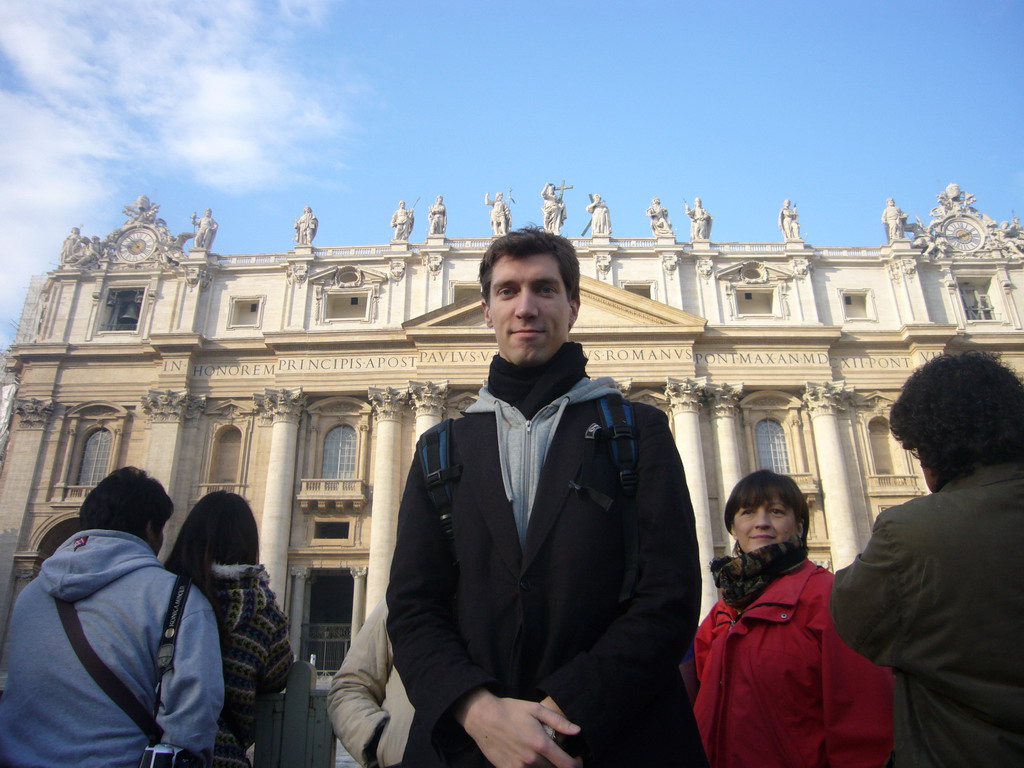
[710,541,808,609]
[487,342,588,419]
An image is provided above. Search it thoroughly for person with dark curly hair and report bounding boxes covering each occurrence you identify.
[832,350,1024,767]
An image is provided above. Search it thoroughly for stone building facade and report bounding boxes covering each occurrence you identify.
[2,186,1022,672]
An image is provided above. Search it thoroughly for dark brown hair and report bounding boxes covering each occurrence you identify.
[724,470,809,548]
[164,491,260,638]
[79,466,172,541]
[479,227,581,302]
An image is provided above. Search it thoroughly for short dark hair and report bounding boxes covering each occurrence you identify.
[79,466,173,540]
[723,470,809,547]
[479,228,581,302]
[890,350,1024,486]
[164,491,261,637]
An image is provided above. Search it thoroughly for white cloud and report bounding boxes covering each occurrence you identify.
[0,0,351,347]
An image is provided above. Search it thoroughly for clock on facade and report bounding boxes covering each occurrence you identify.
[941,217,986,253]
[115,227,158,262]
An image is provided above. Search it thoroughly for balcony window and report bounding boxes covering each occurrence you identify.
[78,429,112,486]
[322,425,357,479]
[755,419,790,473]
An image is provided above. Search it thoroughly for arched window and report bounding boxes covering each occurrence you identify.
[322,425,358,479]
[78,429,112,486]
[869,417,894,475]
[755,419,790,473]
[209,426,242,484]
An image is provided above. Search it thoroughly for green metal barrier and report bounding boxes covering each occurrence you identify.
[253,661,337,768]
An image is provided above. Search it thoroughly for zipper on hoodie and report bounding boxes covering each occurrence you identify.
[521,419,533,540]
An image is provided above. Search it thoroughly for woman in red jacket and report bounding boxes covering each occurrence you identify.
[693,470,893,768]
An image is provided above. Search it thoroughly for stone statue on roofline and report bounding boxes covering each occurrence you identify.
[585,194,611,236]
[192,208,218,250]
[685,197,713,240]
[541,183,568,235]
[779,199,801,241]
[881,198,908,243]
[428,196,447,236]
[60,227,90,265]
[391,200,415,241]
[485,192,511,236]
[295,206,318,245]
[646,198,673,237]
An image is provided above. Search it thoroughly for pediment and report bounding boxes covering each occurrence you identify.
[309,265,387,288]
[717,260,794,283]
[404,275,706,332]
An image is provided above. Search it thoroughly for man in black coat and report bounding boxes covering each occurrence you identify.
[387,228,707,767]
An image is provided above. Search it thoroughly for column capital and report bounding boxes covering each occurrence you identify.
[350,566,368,579]
[141,390,206,423]
[368,386,408,422]
[290,566,310,580]
[706,382,744,417]
[665,376,707,413]
[408,380,449,419]
[15,398,54,430]
[254,387,306,425]
[803,381,854,417]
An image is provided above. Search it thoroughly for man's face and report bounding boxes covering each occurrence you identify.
[483,253,579,368]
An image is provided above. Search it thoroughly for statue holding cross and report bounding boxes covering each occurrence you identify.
[541,180,571,235]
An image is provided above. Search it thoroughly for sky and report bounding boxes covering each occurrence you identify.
[1,0,1022,349]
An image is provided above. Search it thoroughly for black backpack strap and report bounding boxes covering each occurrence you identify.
[56,596,162,744]
[419,419,462,557]
[573,395,640,603]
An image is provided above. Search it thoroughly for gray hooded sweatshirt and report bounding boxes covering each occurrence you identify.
[466,375,621,546]
[0,529,223,768]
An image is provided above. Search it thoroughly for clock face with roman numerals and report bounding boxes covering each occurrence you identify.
[116,227,158,262]
[941,217,986,253]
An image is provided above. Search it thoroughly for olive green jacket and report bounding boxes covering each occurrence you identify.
[831,462,1024,767]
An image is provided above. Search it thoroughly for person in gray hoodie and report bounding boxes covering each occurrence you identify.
[0,466,223,768]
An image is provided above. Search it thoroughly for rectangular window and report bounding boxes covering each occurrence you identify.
[103,288,144,331]
[229,297,263,328]
[325,292,369,321]
[314,521,351,540]
[737,290,774,315]
[960,281,996,321]
[842,292,869,320]
[622,283,654,299]
[451,283,483,305]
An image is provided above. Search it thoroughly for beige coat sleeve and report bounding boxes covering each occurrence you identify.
[328,601,393,768]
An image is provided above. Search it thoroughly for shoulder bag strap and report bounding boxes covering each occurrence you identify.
[152,575,192,728]
[55,596,160,743]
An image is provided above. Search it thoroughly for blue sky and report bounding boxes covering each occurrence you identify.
[1,0,1022,349]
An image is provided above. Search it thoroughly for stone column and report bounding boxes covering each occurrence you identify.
[350,566,368,638]
[409,380,448,436]
[254,388,307,599]
[0,399,54,666]
[287,566,308,658]
[666,377,718,618]
[365,387,408,609]
[707,381,744,500]
[140,390,206,508]
[803,382,860,569]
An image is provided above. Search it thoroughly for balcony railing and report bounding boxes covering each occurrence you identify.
[297,478,368,512]
[866,475,922,495]
[51,484,95,506]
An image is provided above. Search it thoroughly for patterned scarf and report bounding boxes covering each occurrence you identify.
[710,541,808,609]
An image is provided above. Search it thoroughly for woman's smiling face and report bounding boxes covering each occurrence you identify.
[731,498,803,553]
